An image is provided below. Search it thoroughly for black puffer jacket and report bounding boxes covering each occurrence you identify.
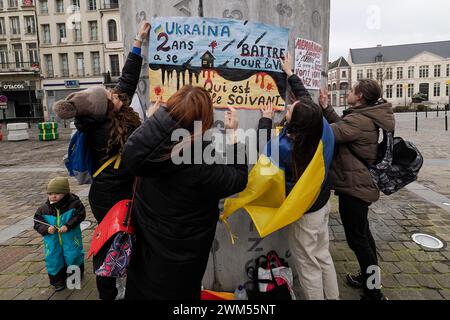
[34,193,86,235]
[122,107,248,300]
[75,52,143,222]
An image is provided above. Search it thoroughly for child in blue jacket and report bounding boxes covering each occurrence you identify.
[34,177,86,291]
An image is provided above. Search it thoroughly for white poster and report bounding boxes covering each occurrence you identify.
[294,38,323,90]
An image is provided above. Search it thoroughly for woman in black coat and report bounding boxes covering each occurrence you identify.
[73,23,151,300]
[122,86,249,300]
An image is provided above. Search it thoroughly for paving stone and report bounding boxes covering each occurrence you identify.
[49,288,73,301]
[389,242,406,251]
[383,289,402,300]
[0,262,31,275]
[331,225,345,233]
[403,242,421,250]
[331,251,347,262]
[414,274,442,289]
[431,261,450,274]
[442,251,450,260]
[26,261,45,274]
[434,275,450,289]
[334,263,347,274]
[396,251,416,262]
[344,262,360,274]
[334,233,347,241]
[18,274,42,289]
[411,251,433,262]
[393,233,411,241]
[413,263,436,274]
[395,262,419,274]
[13,288,41,300]
[428,252,448,262]
[381,275,400,288]
[343,251,357,261]
[377,242,392,251]
[395,275,420,288]
[378,251,400,262]
[1,275,27,289]
[380,262,402,274]
[439,290,450,300]
[86,289,99,300]
[68,288,94,301]
[30,288,55,300]
[0,288,24,300]
[420,289,445,300]
[397,289,425,300]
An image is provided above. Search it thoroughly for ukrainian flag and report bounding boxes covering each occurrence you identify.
[221,118,335,238]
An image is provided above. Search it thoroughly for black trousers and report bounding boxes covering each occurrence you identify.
[339,193,382,298]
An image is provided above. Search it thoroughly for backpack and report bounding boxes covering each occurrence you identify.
[64,130,122,185]
[65,131,93,185]
[349,130,424,195]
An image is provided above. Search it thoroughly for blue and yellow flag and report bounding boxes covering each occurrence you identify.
[221,119,335,238]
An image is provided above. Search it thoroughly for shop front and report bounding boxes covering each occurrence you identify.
[0,81,43,122]
[42,78,104,120]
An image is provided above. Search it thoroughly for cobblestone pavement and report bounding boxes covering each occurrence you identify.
[0,115,449,300]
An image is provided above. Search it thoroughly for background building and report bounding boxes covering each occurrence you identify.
[37,0,123,120]
[327,56,351,107]
[349,41,450,107]
[0,0,42,121]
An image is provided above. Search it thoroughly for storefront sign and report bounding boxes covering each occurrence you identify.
[65,80,80,88]
[1,82,26,91]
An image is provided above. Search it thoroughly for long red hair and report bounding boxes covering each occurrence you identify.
[165,85,215,161]
[166,85,214,133]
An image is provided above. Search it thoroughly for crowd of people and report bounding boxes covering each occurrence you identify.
[33,22,395,301]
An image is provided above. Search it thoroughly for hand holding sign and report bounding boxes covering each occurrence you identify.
[280,53,294,77]
[319,88,329,109]
[139,22,152,41]
[146,95,162,118]
[225,106,239,144]
[261,101,275,120]
[225,106,239,130]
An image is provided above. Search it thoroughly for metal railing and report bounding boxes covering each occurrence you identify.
[102,1,119,9]
[0,61,40,73]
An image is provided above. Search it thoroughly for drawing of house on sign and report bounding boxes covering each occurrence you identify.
[201,51,216,68]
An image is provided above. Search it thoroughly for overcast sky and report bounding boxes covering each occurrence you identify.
[329,0,450,62]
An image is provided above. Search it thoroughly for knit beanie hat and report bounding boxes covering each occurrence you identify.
[53,86,110,119]
[47,177,70,194]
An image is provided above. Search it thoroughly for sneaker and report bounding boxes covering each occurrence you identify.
[53,282,66,292]
[346,272,364,288]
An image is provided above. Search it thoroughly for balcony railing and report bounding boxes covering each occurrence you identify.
[0,61,40,73]
[102,1,119,10]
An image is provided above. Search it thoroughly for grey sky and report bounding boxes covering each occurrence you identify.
[329,0,450,62]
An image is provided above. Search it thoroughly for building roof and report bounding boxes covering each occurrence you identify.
[328,56,350,70]
[350,40,450,64]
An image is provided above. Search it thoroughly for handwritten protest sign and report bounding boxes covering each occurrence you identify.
[149,17,289,109]
[294,38,323,90]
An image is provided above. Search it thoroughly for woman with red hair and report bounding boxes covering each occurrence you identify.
[122,85,249,300]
